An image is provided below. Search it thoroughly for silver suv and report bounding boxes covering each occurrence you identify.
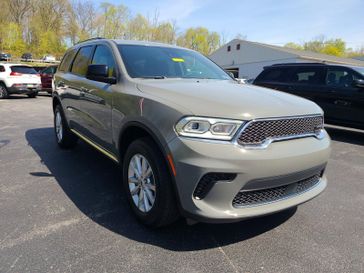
[53,38,331,227]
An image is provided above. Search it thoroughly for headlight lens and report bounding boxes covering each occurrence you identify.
[175,117,244,140]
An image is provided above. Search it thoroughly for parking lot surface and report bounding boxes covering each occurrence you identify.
[0,95,363,273]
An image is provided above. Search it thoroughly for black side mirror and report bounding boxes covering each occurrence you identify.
[353,79,364,88]
[86,64,116,84]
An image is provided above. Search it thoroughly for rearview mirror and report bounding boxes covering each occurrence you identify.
[86,64,116,84]
[353,79,364,88]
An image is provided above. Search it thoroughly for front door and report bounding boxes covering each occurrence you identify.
[77,44,117,151]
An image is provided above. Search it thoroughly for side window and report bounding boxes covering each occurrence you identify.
[42,67,52,74]
[257,68,288,82]
[326,67,358,88]
[0,66,5,72]
[289,67,322,84]
[91,45,116,77]
[71,46,93,76]
[59,49,77,72]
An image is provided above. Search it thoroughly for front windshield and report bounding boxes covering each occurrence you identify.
[118,45,232,80]
[353,67,364,76]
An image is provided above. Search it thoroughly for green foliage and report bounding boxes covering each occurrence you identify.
[285,37,351,57]
[177,27,221,55]
[0,0,222,58]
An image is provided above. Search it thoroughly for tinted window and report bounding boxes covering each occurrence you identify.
[256,68,288,82]
[42,66,57,74]
[92,45,116,77]
[289,67,322,84]
[71,46,93,76]
[11,66,38,74]
[59,49,77,72]
[118,45,231,80]
[326,67,359,88]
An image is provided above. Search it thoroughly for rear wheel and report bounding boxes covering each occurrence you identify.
[123,138,179,227]
[54,104,78,149]
[0,83,8,99]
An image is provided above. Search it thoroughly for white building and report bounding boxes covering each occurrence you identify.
[210,39,364,79]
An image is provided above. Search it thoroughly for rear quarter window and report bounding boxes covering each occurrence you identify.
[255,68,289,82]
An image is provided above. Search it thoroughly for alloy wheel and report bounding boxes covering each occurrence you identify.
[128,154,156,212]
[55,111,63,142]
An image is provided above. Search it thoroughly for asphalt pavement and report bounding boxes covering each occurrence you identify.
[0,95,363,273]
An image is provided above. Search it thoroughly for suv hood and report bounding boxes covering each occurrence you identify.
[137,79,323,120]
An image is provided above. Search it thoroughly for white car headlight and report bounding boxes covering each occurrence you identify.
[175,117,244,140]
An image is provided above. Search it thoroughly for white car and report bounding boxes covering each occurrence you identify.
[42,55,56,63]
[0,63,41,99]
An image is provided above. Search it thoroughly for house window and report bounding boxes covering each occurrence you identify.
[227,45,231,52]
[236,44,240,50]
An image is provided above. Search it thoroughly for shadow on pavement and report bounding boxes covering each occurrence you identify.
[325,126,364,146]
[25,127,296,251]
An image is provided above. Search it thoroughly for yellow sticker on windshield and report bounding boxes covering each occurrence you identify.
[172,58,185,62]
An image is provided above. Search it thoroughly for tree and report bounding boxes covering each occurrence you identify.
[284,42,303,50]
[177,27,221,55]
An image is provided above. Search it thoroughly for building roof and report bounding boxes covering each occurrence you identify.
[211,39,364,67]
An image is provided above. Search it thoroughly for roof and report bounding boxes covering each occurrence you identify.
[211,39,364,67]
[77,38,186,50]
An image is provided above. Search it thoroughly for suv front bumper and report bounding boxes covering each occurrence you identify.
[168,131,331,223]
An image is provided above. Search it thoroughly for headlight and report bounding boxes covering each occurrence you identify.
[175,117,244,140]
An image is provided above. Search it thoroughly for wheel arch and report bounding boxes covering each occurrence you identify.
[118,121,183,213]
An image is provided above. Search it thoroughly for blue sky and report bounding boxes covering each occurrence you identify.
[95,0,364,48]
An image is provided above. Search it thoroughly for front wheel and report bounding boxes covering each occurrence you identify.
[123,138,179,227]
[27,91,38,98]
[54,104,78,149]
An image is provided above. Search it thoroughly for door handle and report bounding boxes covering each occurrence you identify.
[80,87,88,92]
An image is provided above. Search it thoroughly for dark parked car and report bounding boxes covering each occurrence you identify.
[40,65,57,93]
[254,63,364,130]
[21,53,33,61]
[0,52,11,61]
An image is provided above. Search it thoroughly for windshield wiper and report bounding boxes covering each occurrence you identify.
[139,76,167,79]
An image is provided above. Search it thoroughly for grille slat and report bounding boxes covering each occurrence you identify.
[238,116,324,146]
[232,174,321,207]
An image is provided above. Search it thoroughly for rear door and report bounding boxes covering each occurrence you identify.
[323,66,364,127]
[285,66,326,105]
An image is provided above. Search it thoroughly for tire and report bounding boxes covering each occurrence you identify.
[54,104,78,149]
[27,91,38,98]
[123,137,179,227]
[0,83,8,99]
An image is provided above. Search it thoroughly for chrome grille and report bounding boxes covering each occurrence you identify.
[232,174,321,207]
[237,115,324,146]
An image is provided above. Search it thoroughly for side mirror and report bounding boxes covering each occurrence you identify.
[227,72,235,78]
[86,64,116,84]
[353,79,364,88]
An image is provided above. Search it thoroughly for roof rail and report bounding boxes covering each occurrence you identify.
[77,37,105,44]
[271,62,328,67]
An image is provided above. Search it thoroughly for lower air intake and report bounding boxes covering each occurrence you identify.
[232,174,321,207]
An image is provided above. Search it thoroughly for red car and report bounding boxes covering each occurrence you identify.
[40,65,57,93]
